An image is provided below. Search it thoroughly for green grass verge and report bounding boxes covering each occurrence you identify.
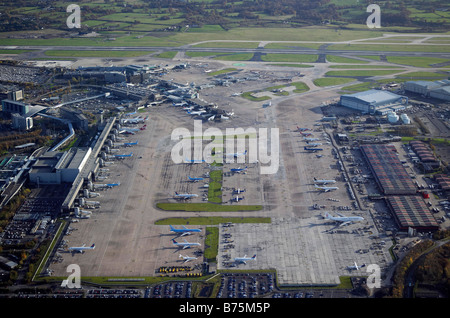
[204,226,219,262]
[386,56,450,68]
[240,91,271,102]
[395,71,448,79]
[290,81,310,93]
[261,53,318,63]
[156,203,263,212]
[154,51,178,59]
[329,65,403,69]
[208,170,223,203]
[267,63,314,68]
[44,50,153,57]
[326,55,369,64]
[208,68,238,76]
[155,217,271,225]
[328,43,450,53]
[313,77,356,87]
[325,70,403,77]
[0,49,33,54]
[213,53,254,61]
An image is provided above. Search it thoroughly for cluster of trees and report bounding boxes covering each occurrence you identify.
[0,129,50,155]
[415,241,450,297]
[0,188,31,234]
[390,239,434,298]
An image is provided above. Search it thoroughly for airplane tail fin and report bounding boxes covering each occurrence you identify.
[91,244,95,249]
[252,254,256,259]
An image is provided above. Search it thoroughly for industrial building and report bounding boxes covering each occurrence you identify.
[386,196,439,231]
[360,144,417,195]
[409,140,440,172]
[339,89,408,115]
[405,80,450,101]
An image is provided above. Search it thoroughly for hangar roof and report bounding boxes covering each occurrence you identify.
[342,89,404,106]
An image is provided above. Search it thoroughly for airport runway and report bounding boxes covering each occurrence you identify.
[2,44,450,59]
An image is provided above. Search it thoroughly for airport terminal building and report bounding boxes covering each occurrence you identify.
[340,89,408,115]
[29,148,91,185]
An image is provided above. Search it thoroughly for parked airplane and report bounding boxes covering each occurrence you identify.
[347,262,366,271]
[324,212,364,227]
[174,192,198,200]
[234,254,256,264]
[68,244,95,253]
[230,166,248,173]
[188,110,206,116]
[303,137,320,142]
[233,188,246,194]
[315,184,338,192]
[169,225,201,236]
[122,116,148,125]
[172,239,201,249]
[304,147,323,152]
[188,176,204,182]
[314,178,336,185]
[184,157,206,164]
[119,129,136,135]
[230,196,245,202]
[173,102,187,107]
[179,254,197,263]
[300,132,312,136]
[226,150,247,158]
[75,210,92,219]
[124,141,138,147]
[296,126,310,132]
[114,152,133,159]
[307,143,322,147]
